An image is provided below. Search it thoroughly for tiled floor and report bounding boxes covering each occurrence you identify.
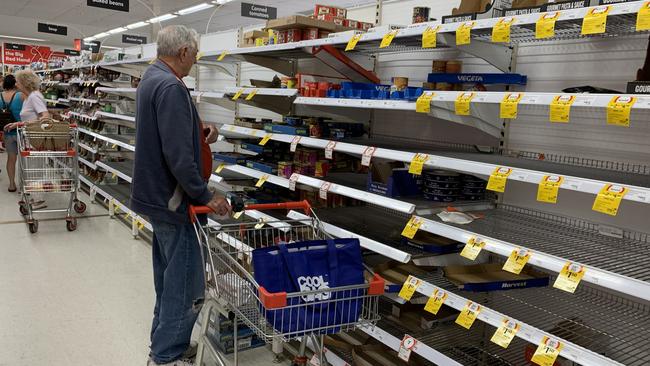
[0,153,284,366]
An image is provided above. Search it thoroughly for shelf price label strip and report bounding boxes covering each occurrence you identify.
[397,275,624,366]
[415,216,650,302]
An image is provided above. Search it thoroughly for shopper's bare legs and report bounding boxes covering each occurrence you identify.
[6,152,17,191]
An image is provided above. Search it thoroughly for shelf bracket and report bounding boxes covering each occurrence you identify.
[440,33,515,73]
[237,54,295,76]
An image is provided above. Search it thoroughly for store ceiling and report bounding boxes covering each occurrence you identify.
[0,0,374,49]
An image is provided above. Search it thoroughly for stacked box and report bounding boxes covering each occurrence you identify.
[207,314,265,355]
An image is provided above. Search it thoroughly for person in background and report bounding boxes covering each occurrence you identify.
[0,75,24,192]
[131,25,230,366]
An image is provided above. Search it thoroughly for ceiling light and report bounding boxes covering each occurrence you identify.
[93,32,110,39]
[212,0,234,4]
[108,27,127,34]
[101,45,122,50]
[177,3,214,15]
[0,34,46,42]
[148,13,177,23]
[126,21,149,29]
[83,36,96,42]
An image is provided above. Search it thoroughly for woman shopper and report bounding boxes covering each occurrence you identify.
[5,70,49,207]
[0,75,24,192]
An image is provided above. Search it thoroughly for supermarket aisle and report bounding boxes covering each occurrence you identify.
[0,153,287,366]
[0,152,155,365]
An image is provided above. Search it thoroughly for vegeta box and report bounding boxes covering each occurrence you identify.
[444,263,549,292]
[264,123,309,136]
[427,73,527,85]
[212,152,248,165]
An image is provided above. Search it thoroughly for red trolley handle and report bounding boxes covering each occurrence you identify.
[189,200,312,219]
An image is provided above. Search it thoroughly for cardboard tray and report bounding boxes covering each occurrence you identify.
[402,231,464,254]
[444,263,550,292]
[266,15,357,32]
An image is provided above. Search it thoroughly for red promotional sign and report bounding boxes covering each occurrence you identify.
[2,43,53,65]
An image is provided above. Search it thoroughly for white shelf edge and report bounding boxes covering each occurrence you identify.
[287,210,411,264]
[78,128,135,151]
[78,156,97,170]
[95,111,136,122]
[417,216,650,302]
[222,164,415,214]
[78,142,98,154]
[96,161,132,183]
[220,124,650,204]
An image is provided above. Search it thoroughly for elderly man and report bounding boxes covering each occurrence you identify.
[131,25,230,366]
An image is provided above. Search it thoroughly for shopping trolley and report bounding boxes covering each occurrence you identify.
[190,200,385,366]
[16,119,87,233]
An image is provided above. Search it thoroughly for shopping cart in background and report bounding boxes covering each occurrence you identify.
[16,118,87,233]
[190,200,385,366]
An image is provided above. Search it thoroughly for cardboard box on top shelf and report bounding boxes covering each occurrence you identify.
[511,0,548,8]
[266,15,357,33]
[452,0,491,15]
[443,263,550,292]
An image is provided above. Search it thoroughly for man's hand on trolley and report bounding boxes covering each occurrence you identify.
[3,122,18,132]
[207,194,231,216]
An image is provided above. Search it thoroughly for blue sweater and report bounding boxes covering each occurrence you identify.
[131,61,212,224]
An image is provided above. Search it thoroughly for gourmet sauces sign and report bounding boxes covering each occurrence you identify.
[2,43,53,65]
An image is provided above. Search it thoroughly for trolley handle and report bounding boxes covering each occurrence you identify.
[189,200,312,218]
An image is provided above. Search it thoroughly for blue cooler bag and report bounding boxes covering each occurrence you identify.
[252,238,365,335]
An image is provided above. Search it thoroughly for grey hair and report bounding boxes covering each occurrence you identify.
[15,69,41,92]
[156,25,199,57]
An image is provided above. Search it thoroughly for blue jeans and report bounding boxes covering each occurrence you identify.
[149,219,205,363]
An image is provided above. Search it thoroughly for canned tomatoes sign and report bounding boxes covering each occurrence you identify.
[241,3,277,20]
[87,0,129,12]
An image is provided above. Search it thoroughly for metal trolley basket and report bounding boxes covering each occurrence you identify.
[190,201,385,366]
[16,119,87,233]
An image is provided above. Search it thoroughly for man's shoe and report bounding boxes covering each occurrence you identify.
[147,357,194,366]
[182,341,198,360]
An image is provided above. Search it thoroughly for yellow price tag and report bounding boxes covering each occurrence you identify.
[486,167,512,193]
[232,89,244,100]
[553,262,586,293]
[380,30,398,48]
[255,175,269,188]
[581,6,611,35]
[416,92,434,113]
[149,58,156,65]
[345,34,362,51]
[492,17,515,43]
[537,175,564,203]
[217,51,227,61]
[460,237,486,261]
[499,92,523,119]
[424,289,447,315]
[398,275,421,301]
[408,153,429,175]
[592,184,627,216]
[549,95,575,123]
[531,337,564,366]
[502,248,531,275]
[196,52,204,61]
[233,211,243,219]
[245,89,258,101]
[422,25,440,48]
[607,96,636,127]
[112,173,117,179]
[137,220,145,230]
[636,2,650,31]
[259,133,272,146]
[536,12,560,39]
[401,216,423,239]
[215,163,226,174]
[456,22,474,46]
[454,92,475,115]
[111,143,117,149]
[455,301,481,330]
[490,318,520,349]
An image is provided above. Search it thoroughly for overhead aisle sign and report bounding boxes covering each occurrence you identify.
[87,0,129,12]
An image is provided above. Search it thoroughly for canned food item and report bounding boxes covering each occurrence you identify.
[424,181,462,189]
[391,77,409,91]
[423,170,460,182]
[304,28,320,40]
[432,60,447,73]
[276,30,288,44]
[424,193,459,202]
[286,29,302,43]
[462,187,486,195]
[423,187,462,196]
[436,82,453,91]
[446,60,463,73]
[422,82,436,90]
[280,77,297,89]
[412,7,430,24]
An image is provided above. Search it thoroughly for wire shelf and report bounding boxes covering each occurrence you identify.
[430,205,650,282]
